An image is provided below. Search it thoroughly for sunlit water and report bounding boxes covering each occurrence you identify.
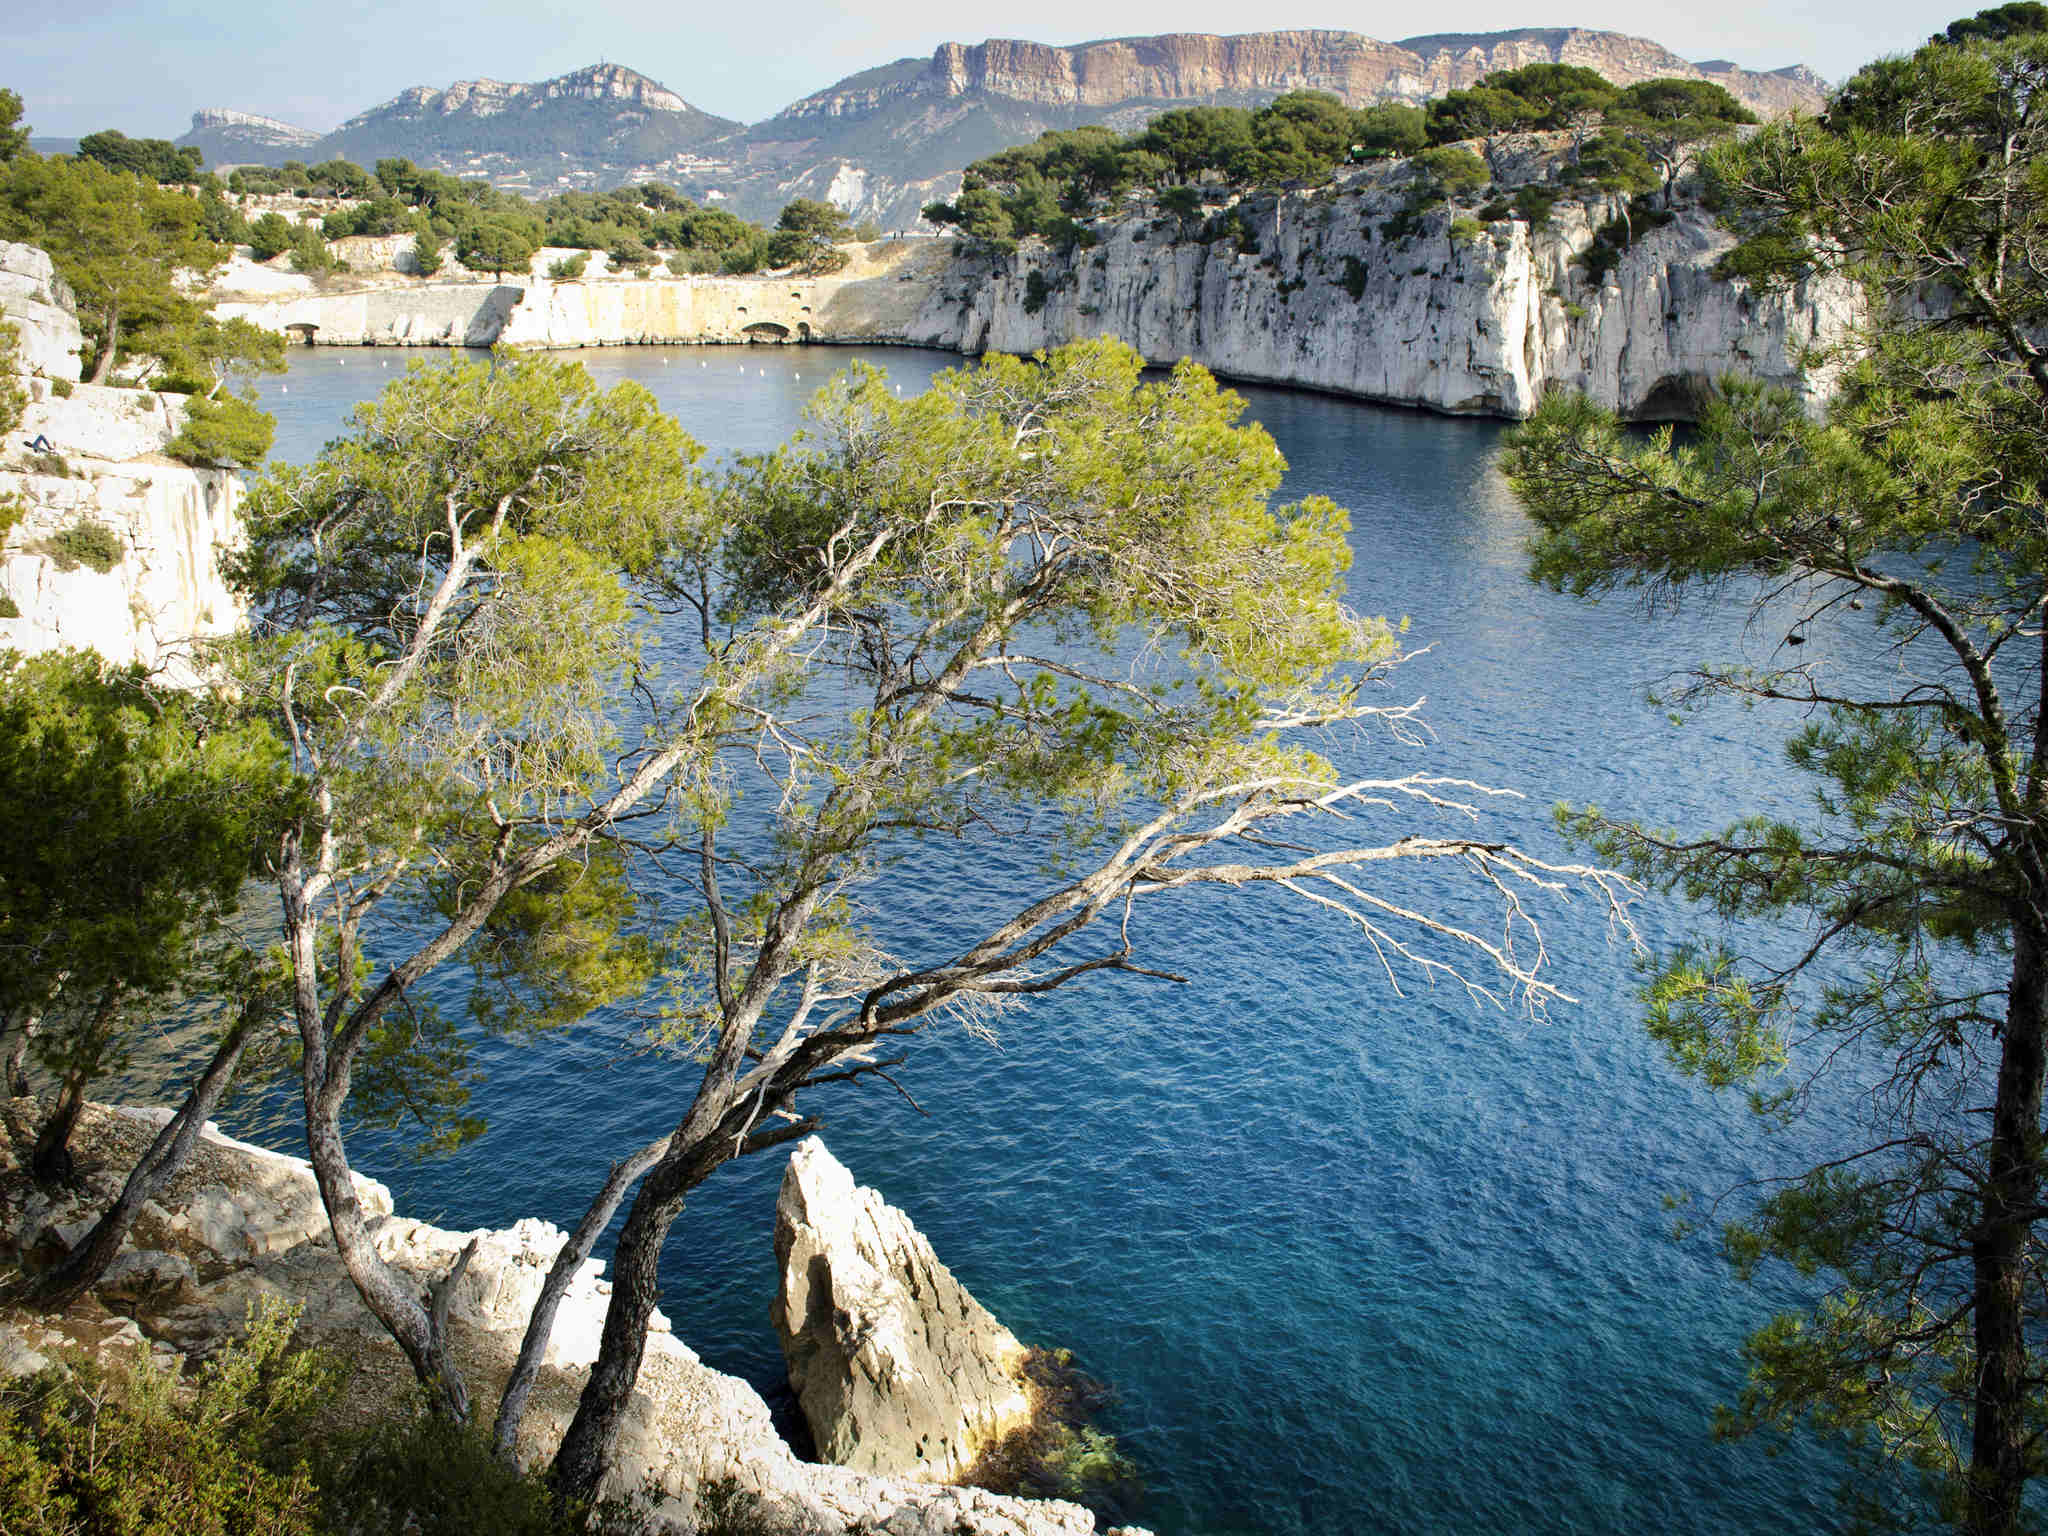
[228,343,1891,1534]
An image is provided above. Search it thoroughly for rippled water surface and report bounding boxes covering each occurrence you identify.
[245,344,1870,1535]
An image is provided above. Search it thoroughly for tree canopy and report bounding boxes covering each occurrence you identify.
[76,130,204,186]
[182,339,1639,1507]
[1503,9,2048,1532]
[0,652,289,1180]
[0,151,227,383]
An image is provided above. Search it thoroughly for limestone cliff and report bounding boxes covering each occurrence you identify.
[215,169,1856,425]
[898,172,1861,420]
[0,242,246,684]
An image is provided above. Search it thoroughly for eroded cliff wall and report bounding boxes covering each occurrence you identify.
[901,175,1859,419]
[213,169,1858,423]
[1,242,245,684]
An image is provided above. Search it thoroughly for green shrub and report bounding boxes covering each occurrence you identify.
[0,1302,335,1536]
[50,378,72,399]
[37,520,124,573]
[1024,269,1052,315]
[547,252,589,280]
[0,594,17,618]
[0,313,21,437]
[319,1412,576,1536]
[1448,216,1487,243]
[168,392,274,469]
[288,226,334,274]
[1341,256,1370,301]
[695,1476,774,1536]
[1513,185,1559,227]
[1477,199,1512,222]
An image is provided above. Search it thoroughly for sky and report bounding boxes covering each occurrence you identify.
[13,0,1980,141]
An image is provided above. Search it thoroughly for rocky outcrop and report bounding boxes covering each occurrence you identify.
[772,1138,1035,1484]
[914,29,1822,116]
[0,244,83,382]
[182,109,320,152]
[0,1103,1120,1536]
[1,243,246,684]
[892,166,1860,420]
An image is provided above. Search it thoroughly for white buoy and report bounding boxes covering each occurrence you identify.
[280,384,288,393]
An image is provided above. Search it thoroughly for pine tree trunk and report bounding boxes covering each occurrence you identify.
[492,1133,668,1462]
[301,1078,472,1422]
[87,309,118,386]
[548,1155,703,1503]
[34,1022,251,1309]
[30,988,120,1186]
[1968,911,2048,1536]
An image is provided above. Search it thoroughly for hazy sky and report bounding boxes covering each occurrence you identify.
[15,0,1976,140]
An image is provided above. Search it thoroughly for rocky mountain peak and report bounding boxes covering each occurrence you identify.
[182,109,320,152]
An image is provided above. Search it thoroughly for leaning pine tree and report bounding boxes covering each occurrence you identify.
[1503,9,2048,1532]
[223,340,1633,1500]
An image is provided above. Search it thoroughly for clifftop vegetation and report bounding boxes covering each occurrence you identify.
[920,67,1755,247]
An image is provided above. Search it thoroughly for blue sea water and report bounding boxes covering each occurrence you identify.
[243,344,1884,1535]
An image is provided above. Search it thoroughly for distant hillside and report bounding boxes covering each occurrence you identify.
[174,29,1828,227]
[177,65,737,189]
[311,64,737,190]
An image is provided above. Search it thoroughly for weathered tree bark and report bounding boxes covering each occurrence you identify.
[492,1132,668,1462]
[87,309,117,386]
[548,1130,731,1501]
[33,1020,253,1310]
[1968,907,2048,1536]
[302,1068,474,1420]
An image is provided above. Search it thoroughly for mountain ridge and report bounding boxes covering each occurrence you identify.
[178,29,1829,224]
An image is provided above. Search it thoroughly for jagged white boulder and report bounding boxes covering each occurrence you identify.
[773,1137,1036,1483]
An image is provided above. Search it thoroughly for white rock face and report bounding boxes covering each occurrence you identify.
[898,174,1860,419]
[0,242,84,382]
[773,1137,1035,1483]
[0,243,248,682]
[0,1104,1123,1536]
